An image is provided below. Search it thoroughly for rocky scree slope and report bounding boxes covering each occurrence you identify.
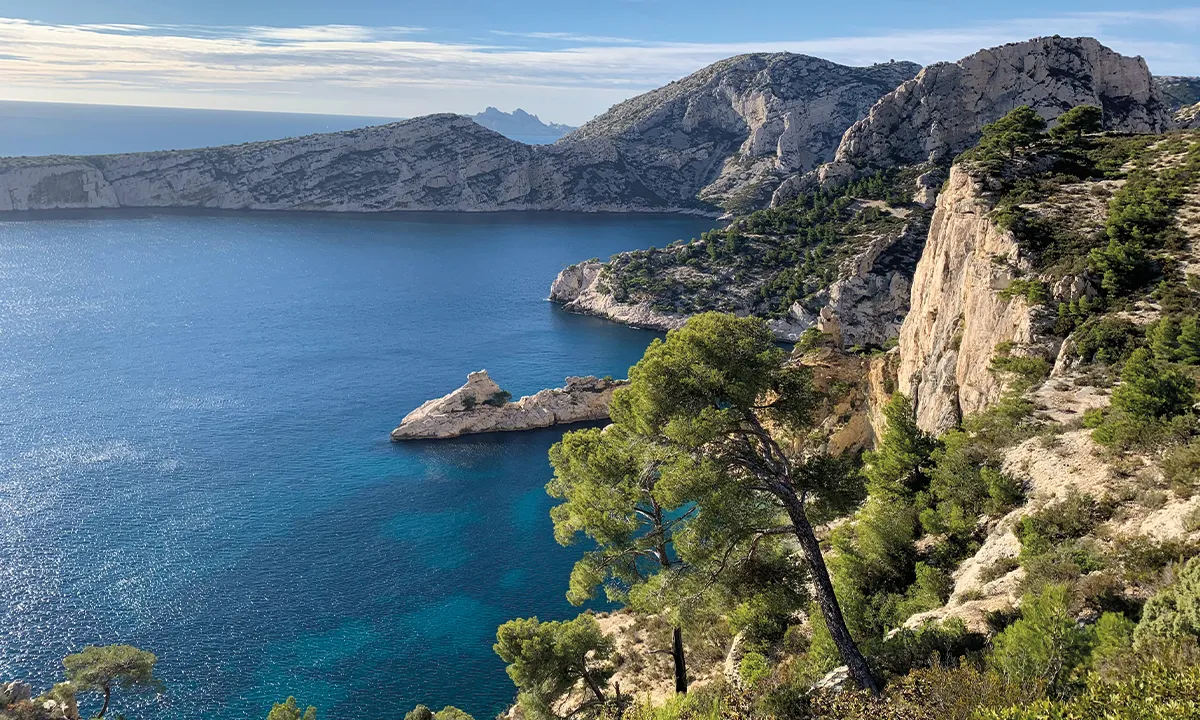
[0,55,917,214]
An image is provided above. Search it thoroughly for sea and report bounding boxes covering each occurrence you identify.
[0,101,560,157]
[0,104,715,720]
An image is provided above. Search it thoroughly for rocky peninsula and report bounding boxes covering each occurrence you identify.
[390,371,625,441]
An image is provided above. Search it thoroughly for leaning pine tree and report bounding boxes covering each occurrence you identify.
[608,312,880,692]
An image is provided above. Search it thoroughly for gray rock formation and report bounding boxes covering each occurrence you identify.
[775,36,1173,200]
[390,371,624,440]
[1179,102,1200,130]
[0,116,542,212]
[1156,76,1200,110]
[550,261,691,334]
[0,55,917,215]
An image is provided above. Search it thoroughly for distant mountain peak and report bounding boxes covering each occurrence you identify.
[470,108,576,144]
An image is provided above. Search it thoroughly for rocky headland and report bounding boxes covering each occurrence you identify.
[390,371,625,441]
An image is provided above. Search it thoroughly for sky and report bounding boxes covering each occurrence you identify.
[0,1,1196,125]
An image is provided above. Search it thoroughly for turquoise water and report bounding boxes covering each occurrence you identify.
[0,210,713,720]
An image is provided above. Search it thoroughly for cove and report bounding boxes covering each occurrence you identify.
[0,210,715,720]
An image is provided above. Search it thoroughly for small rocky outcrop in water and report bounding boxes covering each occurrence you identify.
[390,371,624,440]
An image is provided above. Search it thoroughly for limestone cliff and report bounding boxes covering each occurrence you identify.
[0,55,917,215]
[390,371,624,440]
[775,36,1172,200]
[896,166,1059,433]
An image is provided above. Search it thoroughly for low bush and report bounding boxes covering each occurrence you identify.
[979,662,1200,720]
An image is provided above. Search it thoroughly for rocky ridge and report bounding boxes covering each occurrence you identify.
[390,371,624,440]
[0,55,917,214]
[896,165,1061,433]
[1157,76,1200,111]
[563,54,919,210]
[1180,103,1200,130]
[800,37,1172,193]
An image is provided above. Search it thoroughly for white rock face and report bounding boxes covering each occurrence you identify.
[390,370,624,440]
[896,166,1060,433]
[0,55,918,215]
[773,36,1172,201]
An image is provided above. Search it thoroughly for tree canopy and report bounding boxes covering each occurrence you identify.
[493,614,615,719]
[267,697,317,720]
[607,312,878,692]
[63,644,160,719]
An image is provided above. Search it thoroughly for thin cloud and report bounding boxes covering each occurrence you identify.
[0,12,1194,125]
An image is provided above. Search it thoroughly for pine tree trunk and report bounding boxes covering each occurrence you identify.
[98,686,111,718]
[583,673,606,704]
[779,491,879,694]
[671,625,688,694]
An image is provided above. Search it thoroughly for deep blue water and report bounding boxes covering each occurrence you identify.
[0,210,713,720]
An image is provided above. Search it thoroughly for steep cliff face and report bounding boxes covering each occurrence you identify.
[0,55,917,214]
[779,37,1172,197]
[896,166,1059,433]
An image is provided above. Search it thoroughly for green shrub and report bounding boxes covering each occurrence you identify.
[738,651,771,689]
[979,662,1200,720]
[1164,439,1200,496]
[988,584,1092,698]
[999,279,1051,305]
[485,390,512,407]
[1180,316,1200,365]
[623,686,728,720]
[863,394,937,498]
[1017,491,1110,558]
[1134,556,1200,648]
[1089,611,1135,672]
[1048,106,1103,143]
[1090,348,1198,450]
[872,618,984,680]
[1071,315,1144,366]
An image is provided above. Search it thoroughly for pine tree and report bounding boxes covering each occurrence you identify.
[1149,316,1182,362]
[1178,316,1200,365]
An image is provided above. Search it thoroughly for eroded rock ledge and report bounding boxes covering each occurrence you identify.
[390,371,625,441]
